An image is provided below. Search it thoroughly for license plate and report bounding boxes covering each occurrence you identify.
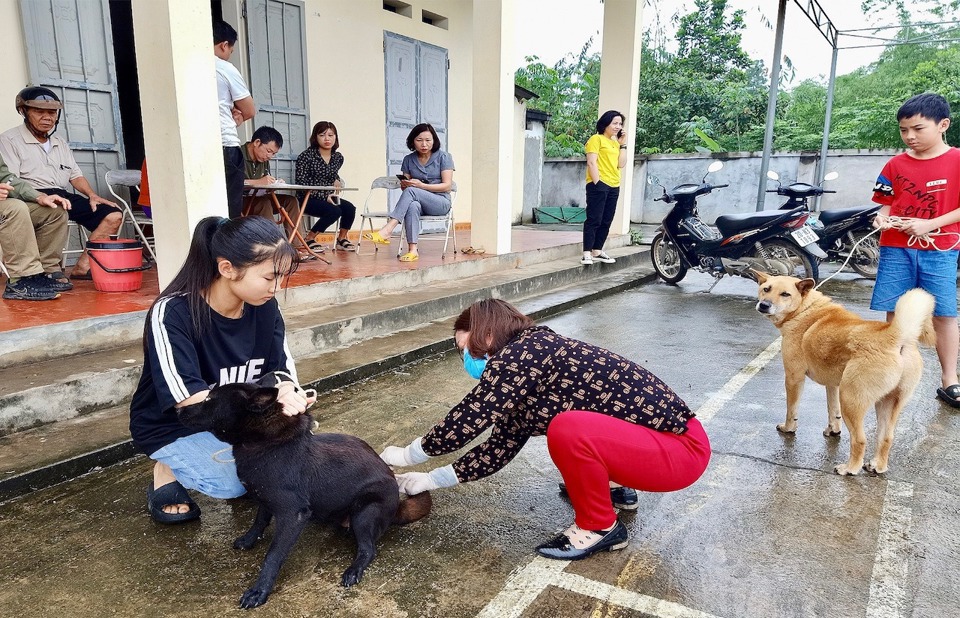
[791,226,819,247]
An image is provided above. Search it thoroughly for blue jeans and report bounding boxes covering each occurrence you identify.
[871,246,959,317]
[389,187,450,244]
[150,431,246,498]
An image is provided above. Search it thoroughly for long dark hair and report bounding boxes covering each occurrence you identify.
[596,110,624,135]
[148,216,299,336]
[453,299,536,357]
[309,121,339,151]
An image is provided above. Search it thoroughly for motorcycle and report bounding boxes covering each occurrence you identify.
[768,171,880,279]
[649,161,826,291]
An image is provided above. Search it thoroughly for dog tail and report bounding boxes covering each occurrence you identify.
[394,492,432,525]
[891,289,936,347]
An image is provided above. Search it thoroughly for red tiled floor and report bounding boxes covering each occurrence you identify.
[0,227,585,333]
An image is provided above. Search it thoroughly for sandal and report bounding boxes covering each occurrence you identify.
[297,250,318,262]
[364,231,390,246]
[398,252,419,262]
[306,240,326,254]
[460,246,486,255]
[936,384,960,409]
[146,480,201,524]
[336,238,355,250]
[70,270,93,281]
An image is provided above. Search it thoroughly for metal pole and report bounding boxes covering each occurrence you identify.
[756,0,787,212]
[814,44,839,212]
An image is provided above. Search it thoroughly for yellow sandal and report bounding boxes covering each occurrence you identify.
[364,231,390,245]
[398,252,419,262]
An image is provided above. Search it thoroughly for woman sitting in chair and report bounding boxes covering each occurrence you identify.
[295,121,356,252]
[364,123,455,262]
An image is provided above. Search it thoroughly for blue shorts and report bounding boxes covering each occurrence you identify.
[150,431,246,499]
[870,246,959,317]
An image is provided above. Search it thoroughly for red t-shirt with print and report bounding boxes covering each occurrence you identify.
[872,147,960,250]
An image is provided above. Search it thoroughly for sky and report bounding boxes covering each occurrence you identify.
[513,0,948,84]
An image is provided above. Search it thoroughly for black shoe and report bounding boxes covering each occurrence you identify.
[3,273,60,301]
[558,482,639,511]
[43,271,74,292]
[536,520,628,560]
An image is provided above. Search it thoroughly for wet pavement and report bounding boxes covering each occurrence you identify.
[2,269,959,617]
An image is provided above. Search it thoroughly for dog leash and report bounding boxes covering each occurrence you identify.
[814,216,960,290]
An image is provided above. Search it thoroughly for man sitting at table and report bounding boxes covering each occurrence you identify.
[242,125,299,234]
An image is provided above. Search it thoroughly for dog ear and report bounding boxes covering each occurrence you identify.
[797,278,816,295]
[751,269,769,284]
[250,387,280,413]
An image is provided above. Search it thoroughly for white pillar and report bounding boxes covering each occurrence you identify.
[132,0,228,288]
[598,0,643,236]
[471,0,515,255]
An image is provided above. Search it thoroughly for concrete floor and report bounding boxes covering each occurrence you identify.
[1,269,958,617]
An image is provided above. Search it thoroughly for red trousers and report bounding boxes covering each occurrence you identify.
[546,411,711,530]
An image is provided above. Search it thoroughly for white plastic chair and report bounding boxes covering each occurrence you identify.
[355,176,402,254]
[62,220,89,264]
[105,169,156,262]
[398,181,458,258]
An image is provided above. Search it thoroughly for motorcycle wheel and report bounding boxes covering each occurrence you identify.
[849,232,879,279]
[755,239,819,281]
[651,233,688,284]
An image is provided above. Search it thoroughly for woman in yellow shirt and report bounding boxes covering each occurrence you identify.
[582,110,627,265]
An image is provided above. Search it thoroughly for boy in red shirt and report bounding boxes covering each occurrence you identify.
[871,92,960,408]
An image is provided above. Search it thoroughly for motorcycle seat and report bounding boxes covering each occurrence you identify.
[715,211,793,238]
[816,206,879,225]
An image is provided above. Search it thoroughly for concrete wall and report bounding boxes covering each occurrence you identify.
[542,150,900,224]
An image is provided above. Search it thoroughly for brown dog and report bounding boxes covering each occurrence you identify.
[754,271,934,475]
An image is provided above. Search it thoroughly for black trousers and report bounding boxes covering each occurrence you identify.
[222,146,245,219]
[583,181,619,251]
[304,196,356,234]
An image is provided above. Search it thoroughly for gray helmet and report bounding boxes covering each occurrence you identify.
[16,86,62,136]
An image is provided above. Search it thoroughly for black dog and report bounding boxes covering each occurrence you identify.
[177,383,431,609]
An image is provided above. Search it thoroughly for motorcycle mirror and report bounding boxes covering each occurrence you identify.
[766,170,780,181]
[702,161,723,183]
[823,171,839,182]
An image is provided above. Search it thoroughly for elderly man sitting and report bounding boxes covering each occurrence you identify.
[0,153,73,301]
[0,86,122,281]
[242,125,299,235]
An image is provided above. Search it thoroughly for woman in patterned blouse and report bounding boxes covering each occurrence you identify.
[362,123,454,262]
[295,121,356,252]
[380,299,710,560]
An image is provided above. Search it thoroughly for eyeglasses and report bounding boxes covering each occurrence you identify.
[454,340,464,359]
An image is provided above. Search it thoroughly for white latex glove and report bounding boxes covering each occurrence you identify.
[379,437,430,467]
[395,464,459,495]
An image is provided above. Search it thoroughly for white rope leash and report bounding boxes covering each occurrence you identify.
[814,216,960,290]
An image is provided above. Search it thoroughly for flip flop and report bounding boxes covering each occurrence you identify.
[364,231,390,245]
[398,252,419,262]
[460,246,486,255]
[70,270,93,281]
[146,480,201,524]
[936,384,960,409]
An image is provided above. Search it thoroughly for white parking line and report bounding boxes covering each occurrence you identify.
[695,338,781,424]
[866,480,914,618]
[475,556,726,618]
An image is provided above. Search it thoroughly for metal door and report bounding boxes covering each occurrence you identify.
[246,0,309,183]
[19,0,123,194]
[384,33,449,176]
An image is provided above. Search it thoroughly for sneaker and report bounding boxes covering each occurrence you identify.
[593,252,616,264]
[43,272,74,292]
[536,519,629,560]
[581,254,594,265]
[3,273,60,301]
[558,482,639,511]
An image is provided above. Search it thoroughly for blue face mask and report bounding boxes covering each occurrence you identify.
[462,348,488,379]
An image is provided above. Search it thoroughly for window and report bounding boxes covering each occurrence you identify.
[421,9,448,30]
[383,0,412,18]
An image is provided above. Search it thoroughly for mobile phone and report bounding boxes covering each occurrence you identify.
[396,174,405,180]
[617,129,624,139]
